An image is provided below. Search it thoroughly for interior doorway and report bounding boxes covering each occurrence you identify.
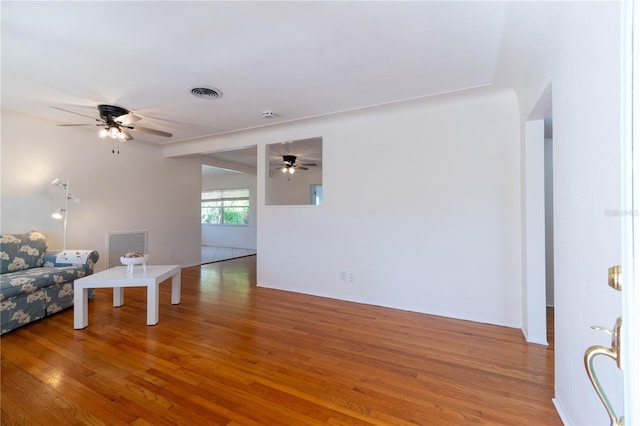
[523,83,553,345]
[199,146,258,264]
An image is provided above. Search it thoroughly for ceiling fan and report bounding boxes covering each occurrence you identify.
[52,104,172,151]
[276,155,317,175]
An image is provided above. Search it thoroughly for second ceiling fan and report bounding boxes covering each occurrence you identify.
[277,155,317,175]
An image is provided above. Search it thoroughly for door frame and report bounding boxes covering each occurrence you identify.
[523,84,553,346]
[621,1,638,422]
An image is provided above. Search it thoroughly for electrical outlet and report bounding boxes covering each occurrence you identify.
[347,272,354,283]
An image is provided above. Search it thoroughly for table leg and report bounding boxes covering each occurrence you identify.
[147,283,159,325]
[171,272,181,305]
[113,287,124,307]
[74,286,88,329]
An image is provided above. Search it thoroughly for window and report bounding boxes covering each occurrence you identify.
[201,188,250,225]
[310,184,323,205]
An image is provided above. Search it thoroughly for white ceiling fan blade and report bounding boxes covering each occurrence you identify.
[120,128,133,141]
[50,106,102,122]
[58,123,100,127]
[129,125,172,138]
[116,112,142,125]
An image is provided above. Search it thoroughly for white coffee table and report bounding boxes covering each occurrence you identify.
[73,264,181,329]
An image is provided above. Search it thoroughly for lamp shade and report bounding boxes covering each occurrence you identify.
[52,208,63,220]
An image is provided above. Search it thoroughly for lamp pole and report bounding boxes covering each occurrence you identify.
[62,179,69,251]
[52,177,79,251]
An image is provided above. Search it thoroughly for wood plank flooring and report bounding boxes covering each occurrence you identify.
[1,257,560,425]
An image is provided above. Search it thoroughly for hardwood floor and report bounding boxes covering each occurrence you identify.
[1,257,560,425]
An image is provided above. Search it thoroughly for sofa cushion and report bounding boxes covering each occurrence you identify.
[0,231,47,274]
[48,265,91,285]
[0,271,49,299]
[0,265,89,300]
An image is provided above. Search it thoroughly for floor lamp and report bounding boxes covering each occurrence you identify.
[51,178,80,250]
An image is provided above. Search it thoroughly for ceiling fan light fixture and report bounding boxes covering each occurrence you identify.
[289,167,295,175]
[281,167,287,173]
[108,126,120,139]
[55,104,172,154]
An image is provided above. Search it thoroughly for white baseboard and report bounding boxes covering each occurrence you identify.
[552,396,571,425]
[521,328,549,346]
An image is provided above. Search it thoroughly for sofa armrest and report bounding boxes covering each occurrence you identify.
[43,250,99,271]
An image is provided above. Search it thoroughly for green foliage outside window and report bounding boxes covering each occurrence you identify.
[201,188,250,225]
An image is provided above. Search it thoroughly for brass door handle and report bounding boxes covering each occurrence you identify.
[608,265,622,291]
[584,317,623,426]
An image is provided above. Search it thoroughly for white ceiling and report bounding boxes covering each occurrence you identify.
[2,1,509,151]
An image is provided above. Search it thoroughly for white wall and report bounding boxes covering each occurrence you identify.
[201,171,257,250]
[496,2,624,424]
[166,87,523,328]
[1,112,203,271]
[266,166,322,206]
[522,119,548,345]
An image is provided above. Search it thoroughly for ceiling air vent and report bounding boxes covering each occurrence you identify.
[190,87,222,99]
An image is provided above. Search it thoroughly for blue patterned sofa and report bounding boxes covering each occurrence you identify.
[0,230,99,334]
